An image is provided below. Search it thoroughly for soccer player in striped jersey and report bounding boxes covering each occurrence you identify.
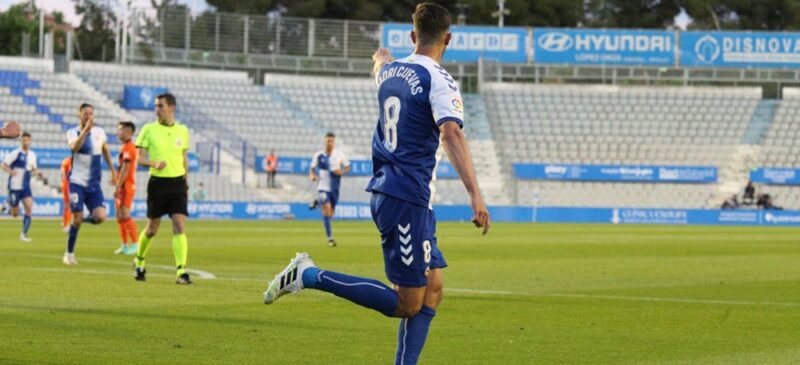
[2,132,46,241]
[64,103,116,265]
[309,132,350,247]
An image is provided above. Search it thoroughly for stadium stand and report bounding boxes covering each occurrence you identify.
[484,83,762,208]
[4,55,792,209]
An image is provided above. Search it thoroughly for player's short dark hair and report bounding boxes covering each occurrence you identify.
[79,103,93,111]
[325,132,336,138]
[118,121,136,133]
[21,132,31,138]
[412,2,451,47]
[156,93,177,107]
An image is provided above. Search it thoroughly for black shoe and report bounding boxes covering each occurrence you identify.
[176,273,193,285]
[309,199,319,210]
[328,239,337,247]
[134,267,146,281]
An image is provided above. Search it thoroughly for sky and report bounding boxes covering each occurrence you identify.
[0,0,210,26]
[0,1,692,30]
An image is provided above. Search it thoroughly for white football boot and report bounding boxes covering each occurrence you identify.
[62,252,78,265]
[263,252,315,304]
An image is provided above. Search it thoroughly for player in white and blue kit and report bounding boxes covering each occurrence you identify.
[263,4,490,364]
[63,103,116,265]
[309,132,350,247]
[1,132,46,242]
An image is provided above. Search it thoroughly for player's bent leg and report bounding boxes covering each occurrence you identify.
[88,206,106,224]
[263,252,399,317]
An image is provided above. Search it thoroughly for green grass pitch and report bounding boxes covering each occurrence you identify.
[1,219,799,364]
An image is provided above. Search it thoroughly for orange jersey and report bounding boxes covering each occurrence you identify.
[118,141,139,188]
[60,157,72,183]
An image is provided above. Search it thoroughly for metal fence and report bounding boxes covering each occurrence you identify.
[130,7,381,63]
[123,7,800,92]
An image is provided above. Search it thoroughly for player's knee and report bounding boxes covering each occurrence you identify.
[395,292,424,318]
[395,300,423,318]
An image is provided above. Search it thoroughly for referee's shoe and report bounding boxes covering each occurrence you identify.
[176,272,193,285]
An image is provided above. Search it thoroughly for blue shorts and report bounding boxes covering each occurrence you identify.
[69,183,105,213]
[370,192,447,288]
[318,190,338,210]
[7,189,32,207]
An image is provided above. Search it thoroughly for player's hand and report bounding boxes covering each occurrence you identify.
[9,170,17,177]
[83,117,94,132]
[470,196,491,236]
[310,175,318,182]
[0,120,22,139]
[154,161,167,170]
[372,48,394,64]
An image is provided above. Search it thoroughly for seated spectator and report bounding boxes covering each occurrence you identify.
[742,181,755,205]
[721,195,739,210]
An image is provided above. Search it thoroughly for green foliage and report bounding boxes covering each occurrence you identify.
[74,0,117,61]
[0,3,41,56]
[682,0,800,30]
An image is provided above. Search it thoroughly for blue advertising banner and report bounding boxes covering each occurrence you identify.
[382,23,528,63]
[123,85,168,110]
[534,28,675,66]
[750,168,800,185]
[681,31,800,68]
[0,147,199,172]
[255,156,458,179]
[513,163,717,183]
[17,198,800,226]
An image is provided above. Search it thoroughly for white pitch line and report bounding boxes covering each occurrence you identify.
[448,288,800,308]
[33,255,216,279]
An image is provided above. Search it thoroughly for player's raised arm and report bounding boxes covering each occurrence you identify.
[371,48,394,78]
[440,121,490,235]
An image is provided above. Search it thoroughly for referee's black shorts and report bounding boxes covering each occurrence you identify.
[147,176,188,219]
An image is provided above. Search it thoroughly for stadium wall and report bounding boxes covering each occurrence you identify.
[18,198,800,226]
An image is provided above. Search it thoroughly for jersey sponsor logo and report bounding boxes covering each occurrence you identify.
[451,97,463,112]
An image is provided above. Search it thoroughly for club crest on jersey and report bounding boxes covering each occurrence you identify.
[176,138,183,147]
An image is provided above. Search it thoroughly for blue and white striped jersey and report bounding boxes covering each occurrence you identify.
[66,126,107,188]
[3,148,37,191]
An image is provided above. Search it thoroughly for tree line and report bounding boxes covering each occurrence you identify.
[2,0,800,60]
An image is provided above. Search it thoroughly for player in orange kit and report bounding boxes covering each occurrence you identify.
[60,156,72,232]
[114,121,139,255]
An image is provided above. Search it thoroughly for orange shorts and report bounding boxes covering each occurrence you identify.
[115,187,136,209]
